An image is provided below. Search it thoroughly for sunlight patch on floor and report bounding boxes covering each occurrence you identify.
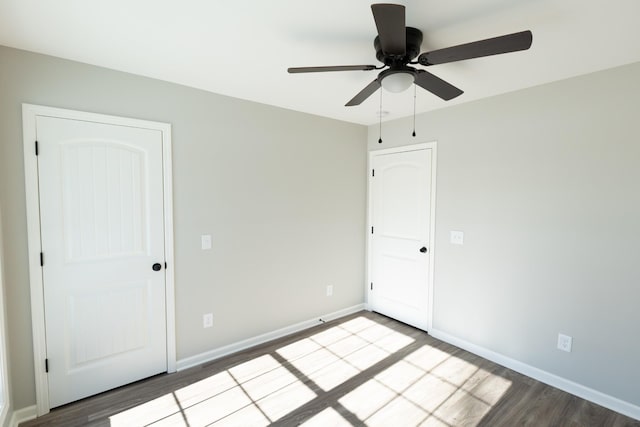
[305,358,361,391]
[339,378,397,420]
[374,359,426,393]
[339,316,379,334]
[172,385,252,425]
[367,395,429,426]
[227,354,280,383]
[337,344,513,426]
[375,329,417,353]
[109,352,317,426]
[173,370,236,408]
[403,371,458,413]
[342,342,389,371]
[301,407,353,426]
[281,316,416,392]
[253,379,317,421]
[289,347,340,378]
[208,404,269,426]
[241,365,300,401]
[326,334,370,358]
[107,316,515,427]
[276,337,322,361]
[306,324,351,347]
[109,393,182,426]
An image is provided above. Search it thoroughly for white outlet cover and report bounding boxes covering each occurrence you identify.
[450,230,464,245]
[326,285,333,297]
[557,333,572,352]
[201,234,212,250]
[203,313,213,328]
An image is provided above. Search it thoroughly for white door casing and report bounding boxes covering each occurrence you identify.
[22,105,176,415]
[368,143,437,331]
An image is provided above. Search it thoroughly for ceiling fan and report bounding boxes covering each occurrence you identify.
[288,4,533,106]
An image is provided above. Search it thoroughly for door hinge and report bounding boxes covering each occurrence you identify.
[370,282,373,290]
[371,226,374,234]
[35,140,39,156]
[40,252,44,267]
[371,169,375,177]
[45,358,49,373]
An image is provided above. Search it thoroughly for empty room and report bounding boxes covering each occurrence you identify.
[0,1,639,426]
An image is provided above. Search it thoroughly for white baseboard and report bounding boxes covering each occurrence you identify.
[177,304,366,371]
[7,405,36,427]
[430,328,640,421]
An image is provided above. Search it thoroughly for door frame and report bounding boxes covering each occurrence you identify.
[22,104,177,416]
[366,142,437,332]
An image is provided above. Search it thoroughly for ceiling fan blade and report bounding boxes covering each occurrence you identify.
[345,79,381,106]
[288,65,377,73]
[414,70,463,101]
[371,4,406,56]
[418,30,533,66]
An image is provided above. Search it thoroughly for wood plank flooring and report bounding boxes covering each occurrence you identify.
[21,311,640,426]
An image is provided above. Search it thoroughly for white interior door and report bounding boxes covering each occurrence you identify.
[370,147,432,330]
[37,116,168,407]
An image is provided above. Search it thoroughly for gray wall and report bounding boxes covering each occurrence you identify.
[0,45,367,409]
[368,61,640,406]
[3,40,638,413]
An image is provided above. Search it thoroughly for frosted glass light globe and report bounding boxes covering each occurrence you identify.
[381,72,414,93]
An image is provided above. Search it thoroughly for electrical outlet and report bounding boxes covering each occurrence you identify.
[557,333,572,352]
[203,313,213,328]
[326,285,333,297]
[450,230,464,245]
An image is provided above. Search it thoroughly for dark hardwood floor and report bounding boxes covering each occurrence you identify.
[21,311,639,426]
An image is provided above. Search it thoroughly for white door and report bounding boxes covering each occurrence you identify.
[37,116,168,407]
[370,147,432,330]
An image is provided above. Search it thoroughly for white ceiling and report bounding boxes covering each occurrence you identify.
[1,0,640,125]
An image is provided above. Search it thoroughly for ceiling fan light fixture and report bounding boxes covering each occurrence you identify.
[381,71,414,93]
[288,4,532,107]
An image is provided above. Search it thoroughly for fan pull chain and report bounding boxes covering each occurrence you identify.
[412,84,417,137]
[378,89,383,144]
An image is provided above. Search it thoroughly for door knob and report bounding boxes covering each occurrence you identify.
[152,263,162,271]
[419,247,428,253]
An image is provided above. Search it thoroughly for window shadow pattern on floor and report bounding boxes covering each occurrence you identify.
[108,315,512,426]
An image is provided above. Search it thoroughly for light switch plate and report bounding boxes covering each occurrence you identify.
[201,234,212,250]
[450,230,464,245]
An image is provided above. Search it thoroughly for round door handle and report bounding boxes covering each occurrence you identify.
[419,247,428,253]
[152,263,162,271]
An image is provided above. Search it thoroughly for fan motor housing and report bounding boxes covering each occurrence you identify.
[374,27,423,66]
